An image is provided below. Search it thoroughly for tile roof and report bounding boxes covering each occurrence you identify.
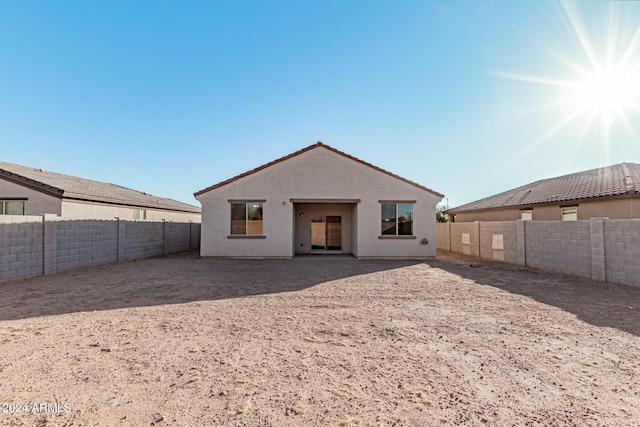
[0,161,201,213]
[447,163,640,213]
[194,142,444,198]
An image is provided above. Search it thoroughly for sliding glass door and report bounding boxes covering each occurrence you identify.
[311,216,341,251]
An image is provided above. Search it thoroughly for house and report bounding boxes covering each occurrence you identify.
[194,142,443,259]
[446,163,640,222]
[0,161,201,222]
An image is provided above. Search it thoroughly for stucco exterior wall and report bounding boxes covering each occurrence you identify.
[578,198,639,219]
[197,147,441,259]
[0,178,62,216]
[453,208,521,222]
[451,197,639,222]
[61,200,201,222]
[351,205,358,257]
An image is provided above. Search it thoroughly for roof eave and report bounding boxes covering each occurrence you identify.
[0,170,65,198]
[446,192,638,214]
[62,193,201,214]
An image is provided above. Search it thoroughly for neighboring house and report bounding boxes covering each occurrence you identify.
[194,142,443,259]
[0,161,201,222]
[446,163,640,222]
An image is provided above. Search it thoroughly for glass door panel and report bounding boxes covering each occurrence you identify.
[326,216,341,250]
[311,216,326,250]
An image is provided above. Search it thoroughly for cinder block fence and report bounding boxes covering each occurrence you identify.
[0,215,200,282]
[437,219,640,288]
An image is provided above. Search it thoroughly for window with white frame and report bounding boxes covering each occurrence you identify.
[133,209,147,220]
[231,202,263,235]
[562,206,578,221]
[1,200,25,215]
[381,203,413,236]
[520,209,532,220]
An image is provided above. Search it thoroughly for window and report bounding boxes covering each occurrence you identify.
[231,202,263,235]
[520,209,532,220]
[133,209,147,220]
[381,203,413,236]
[562,206,578,221]
[1,200,25,215]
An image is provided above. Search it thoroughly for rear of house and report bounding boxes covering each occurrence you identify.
[195,143,443,259]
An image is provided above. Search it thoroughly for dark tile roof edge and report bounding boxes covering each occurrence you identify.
[62,193,202,213]
[446,193,638,214]
[194,142,444,198]
[0,162,201,214]
[0,169,65,197]
[446,162,640,214]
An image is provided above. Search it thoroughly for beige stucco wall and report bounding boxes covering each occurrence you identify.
[578,198,639,219]
[0,178,62,215]
[452,208,520,222]
[451,197,639,222]
[196,147,442,259]
[62,200,201,222]
[530,205,563,220]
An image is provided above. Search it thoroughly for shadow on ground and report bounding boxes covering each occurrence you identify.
[433,250,640,337]
[2,251,639,337]
[0,252,420,321]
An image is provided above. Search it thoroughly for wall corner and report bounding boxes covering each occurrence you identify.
[589,218,606,282]
[516,219,526,266]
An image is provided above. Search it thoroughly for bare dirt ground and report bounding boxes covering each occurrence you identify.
[0,251,639,427]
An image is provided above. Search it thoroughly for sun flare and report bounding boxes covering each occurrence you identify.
[498,0,640,150]
[578,67,639,125]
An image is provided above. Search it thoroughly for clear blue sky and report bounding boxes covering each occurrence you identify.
[2,0,639,208]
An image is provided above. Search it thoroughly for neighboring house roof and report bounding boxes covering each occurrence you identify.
[447,163,640,214]
[0,161,201,213]
[194,142,444,198]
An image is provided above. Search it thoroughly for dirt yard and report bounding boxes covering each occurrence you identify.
[0,251,638,427]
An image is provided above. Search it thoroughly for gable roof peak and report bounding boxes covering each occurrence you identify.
[194,142,443,198]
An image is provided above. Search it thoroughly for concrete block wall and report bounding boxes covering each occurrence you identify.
[52,220,118,273]
[436,218,639,287]
[0,216,201,282]
[122,221,165,260]
[604,219,640,287]
[479,221,518,264]
[525,221,592,279]
[0,219,43,281]
[449,222,478,256]
[436,223,451,251]
[165,222,199,254]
